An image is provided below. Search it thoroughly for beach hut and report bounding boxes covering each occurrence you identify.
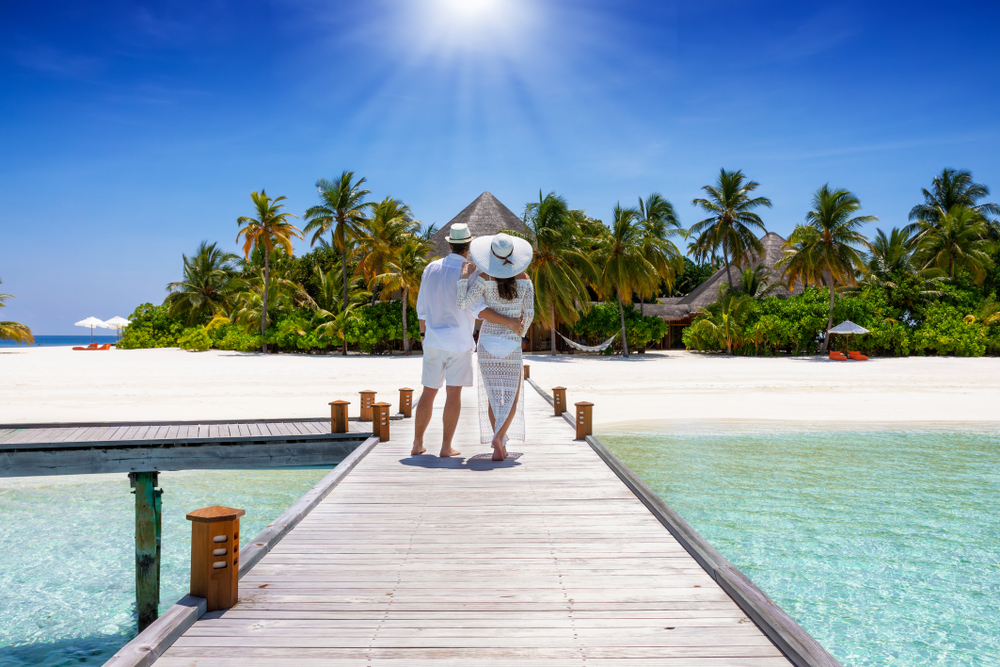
[429,192,530,260]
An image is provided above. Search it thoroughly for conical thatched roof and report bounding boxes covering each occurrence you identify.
[645,231,804,322]
[430,192,529,259]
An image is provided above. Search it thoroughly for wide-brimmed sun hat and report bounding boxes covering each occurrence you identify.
[468,233,533,279]
[447,223,473,243]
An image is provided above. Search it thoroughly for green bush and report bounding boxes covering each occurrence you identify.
[178,326,212,351]
[211,324,263,352]
[345,301,420,354]
[118,303,185,349]
[567,302,669,353]
[911,303,986,356]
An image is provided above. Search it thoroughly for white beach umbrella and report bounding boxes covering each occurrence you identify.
[104,316,131,342]
[74,316,107,344]
[828,320,870,335]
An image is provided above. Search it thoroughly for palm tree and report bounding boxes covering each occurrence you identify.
[731,265,783,299]
[371,236,431,355]
[908,168,1000,235]
[694,286,754,354]
[354,197,420,295]
[165,241,242,325]
[304,171,372,354]
[912,205,994,282]
[518,192,596,355]
[236,190,303,352]
[636,193,683,314]
[866,228,917,277]
[0,281,33,344]
[312,264,370,315]
[780,185,874,351]
[690,169,772,289]
[595,204,656,357]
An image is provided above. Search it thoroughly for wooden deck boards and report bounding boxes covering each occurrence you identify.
[158,387,791,666]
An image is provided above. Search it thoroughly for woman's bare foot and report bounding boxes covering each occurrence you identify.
[440,446,461,457]
[491,437,507,461]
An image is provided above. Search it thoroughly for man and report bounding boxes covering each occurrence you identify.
[412,223,521,457]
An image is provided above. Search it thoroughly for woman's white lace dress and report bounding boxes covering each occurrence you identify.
[457,276,534,444]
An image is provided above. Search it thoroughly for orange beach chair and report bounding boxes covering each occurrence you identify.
[849,350,868,361]
[72,343,99,351]
[829,351,848,361]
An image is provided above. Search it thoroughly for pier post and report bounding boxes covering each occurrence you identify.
[574,401,593,441]
[398,388,414,418]
[187,506,246,612]
[359,390,376,422]
[329,400,350,433]
[523,364,530,379]
[372,402,391,441]
[129,471,162,631]
[552,387,566,416]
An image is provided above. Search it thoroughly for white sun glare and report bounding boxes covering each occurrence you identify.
[413,0,538,57]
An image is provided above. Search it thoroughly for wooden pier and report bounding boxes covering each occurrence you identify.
[117,382,840,667]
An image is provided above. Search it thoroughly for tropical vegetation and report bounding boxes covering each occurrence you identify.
[0,280,34,344]
[118,166,1000,358]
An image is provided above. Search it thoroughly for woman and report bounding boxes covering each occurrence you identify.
[457,233,534,460]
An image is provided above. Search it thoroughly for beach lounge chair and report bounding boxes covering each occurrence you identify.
[72,343,100,351]
[849,350,868,361]
[829,351,848,361]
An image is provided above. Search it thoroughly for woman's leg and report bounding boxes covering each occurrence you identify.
[491,378,520,459]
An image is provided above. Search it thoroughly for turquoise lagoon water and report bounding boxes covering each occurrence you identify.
[0,335,119,347]
[599,422,1000,667]
[0,467,332,667]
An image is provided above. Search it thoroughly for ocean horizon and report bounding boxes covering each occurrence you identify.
[0,335,120,348]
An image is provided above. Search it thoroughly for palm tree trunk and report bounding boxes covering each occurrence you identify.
[821,269,835,353]
[261,252,270,353]
[341,236,348,357]
[640,294,644,316]
[402,287,410,355]
[550,302,557,356]
[723,246,734,292]
[617,290,629,357]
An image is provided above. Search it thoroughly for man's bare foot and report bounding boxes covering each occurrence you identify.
[411,444,426,455]
[440,447,461,457]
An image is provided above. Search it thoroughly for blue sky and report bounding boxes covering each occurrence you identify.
[2,0,998,334]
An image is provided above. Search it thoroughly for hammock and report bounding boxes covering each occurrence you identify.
[556,331,618,352]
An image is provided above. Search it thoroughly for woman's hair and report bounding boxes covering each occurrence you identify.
[496,276,518,301]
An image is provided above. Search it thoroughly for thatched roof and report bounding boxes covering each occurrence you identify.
[651,231,804,322]
[430,192,530,259]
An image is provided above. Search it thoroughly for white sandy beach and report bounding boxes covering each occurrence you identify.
[2,347,998,427]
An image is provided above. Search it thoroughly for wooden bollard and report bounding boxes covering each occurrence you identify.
[399,388,414,418]
[373,402,391,441]
[552,386,567,416]
[523,364,530,380]
[129,471,163,631]
[574,401,593,441]
[186,505,246,612]
[359,390,376,422]
[329,400,350,433]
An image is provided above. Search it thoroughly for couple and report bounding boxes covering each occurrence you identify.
[411,224,535,461]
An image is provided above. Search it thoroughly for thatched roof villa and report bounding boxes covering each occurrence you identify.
[429,192,530,259]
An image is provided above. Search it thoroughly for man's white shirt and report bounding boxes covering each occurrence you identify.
[416,253,485,353]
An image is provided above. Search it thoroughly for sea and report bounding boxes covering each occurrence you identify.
[0,335,120,347]
[600,422,1000,667]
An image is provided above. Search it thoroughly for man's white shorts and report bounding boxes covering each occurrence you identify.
[421,346,474,388]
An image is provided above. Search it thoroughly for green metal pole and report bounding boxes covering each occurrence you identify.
[130,471,161,632]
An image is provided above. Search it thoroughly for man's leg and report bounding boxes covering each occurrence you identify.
[440,385,463,457]
[411,386,438,455]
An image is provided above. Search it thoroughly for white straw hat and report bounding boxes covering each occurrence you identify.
[447,223,473,243]
[468,233,533,279]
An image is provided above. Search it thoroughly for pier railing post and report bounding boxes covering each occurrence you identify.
[359,390,376,422]
[329,400,350,433]
[129,471,162,632]
[552,387,567,416]
[187,506,246,612]
[399,388,414,418]
[373,402,391,441]
[574,401,593,441]
[523,364,530,380]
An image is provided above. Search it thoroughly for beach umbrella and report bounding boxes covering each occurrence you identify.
[104,316,131,342]
[828,320,869,351]
[74,316,107,344]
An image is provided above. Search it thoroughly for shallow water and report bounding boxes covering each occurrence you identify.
[0,467,332,667]
[599,421,1000,667]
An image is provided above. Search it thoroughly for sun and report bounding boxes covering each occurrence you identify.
[413,0,536,56]
[436,0,505,24]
